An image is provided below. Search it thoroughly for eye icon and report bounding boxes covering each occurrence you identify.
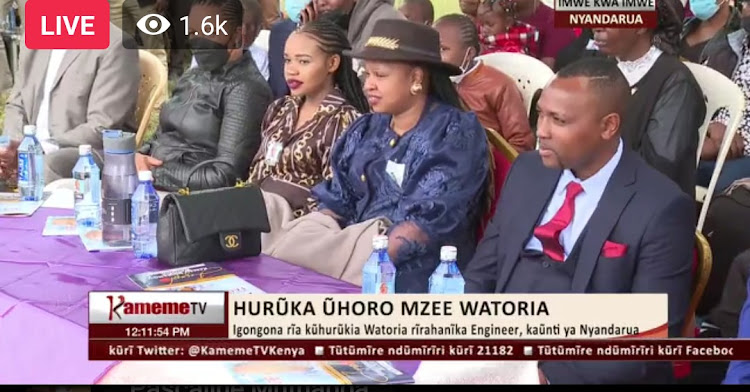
[136,13,171,36]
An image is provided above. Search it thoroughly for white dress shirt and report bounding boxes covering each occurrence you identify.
[525,139,623,260]
[35,49,67,153]
[190,45,269,80]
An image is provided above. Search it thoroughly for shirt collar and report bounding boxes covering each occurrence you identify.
[617,46,662,86]
[556,138,623,197]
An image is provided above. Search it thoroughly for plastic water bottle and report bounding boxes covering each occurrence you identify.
[131,170,159,259]
[362,235,396,294]
[17,125,44,201]
[101,130,138,246]
[429,246,465,294]
[72,144,101,229]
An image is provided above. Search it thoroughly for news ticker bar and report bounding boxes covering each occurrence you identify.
[89,293,669,341]
[90,339,743,361]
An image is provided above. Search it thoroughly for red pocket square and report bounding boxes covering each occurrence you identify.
[602,240,628,258]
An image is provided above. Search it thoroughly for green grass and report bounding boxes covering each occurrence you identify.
[0,90,8,133]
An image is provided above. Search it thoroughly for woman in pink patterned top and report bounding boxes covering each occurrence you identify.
[476,0,539,55]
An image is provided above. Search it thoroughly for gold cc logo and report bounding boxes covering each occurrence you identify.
[224,234,240,249]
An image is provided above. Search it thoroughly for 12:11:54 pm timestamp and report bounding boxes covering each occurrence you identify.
[125,326,191,338]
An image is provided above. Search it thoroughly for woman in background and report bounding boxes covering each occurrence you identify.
[136,0,272,191]
[249,19,368,221]
[593,0,705,197]
[264,19,490,293]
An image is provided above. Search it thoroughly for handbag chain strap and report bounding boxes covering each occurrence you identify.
[178,159,248,195]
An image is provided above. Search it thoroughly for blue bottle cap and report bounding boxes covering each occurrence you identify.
[102,130,135,154]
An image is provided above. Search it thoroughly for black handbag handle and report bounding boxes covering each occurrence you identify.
[182,159,240,190]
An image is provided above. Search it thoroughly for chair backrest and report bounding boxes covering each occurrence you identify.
[478,128,519,240]
[683,62,745,167]
[487,127,520,163]
[673,233,711,379]
[254,29,270,52]
[683,62,746,231]
[476,52,555,117]
[135,50,168,148]
[683,231,713,337]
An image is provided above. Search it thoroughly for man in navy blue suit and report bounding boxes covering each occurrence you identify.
[724,277,750,384]
[463,57,695,384]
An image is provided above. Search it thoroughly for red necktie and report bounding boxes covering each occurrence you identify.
[533,181,584,262]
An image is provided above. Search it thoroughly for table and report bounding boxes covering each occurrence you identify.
[0,206,538,384]
[0,207,418,383]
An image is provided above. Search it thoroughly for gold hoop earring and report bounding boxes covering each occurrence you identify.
[410,83,423,95]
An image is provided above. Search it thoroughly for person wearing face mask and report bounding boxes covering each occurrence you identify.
[681,0,739,63]
[434,13,534,153]
[190,0,270,81]
[696,0,750,192]
[135,0,272,192]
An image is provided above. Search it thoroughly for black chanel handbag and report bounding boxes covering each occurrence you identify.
[157,159,271,267]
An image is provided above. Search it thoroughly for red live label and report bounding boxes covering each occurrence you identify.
[24,0,110,49]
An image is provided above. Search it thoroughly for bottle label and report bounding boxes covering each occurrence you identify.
[102,198,131,225]
[133,197,159,224]
[17,152,30,183]
[149,195,159,222]
[74,173,89,201]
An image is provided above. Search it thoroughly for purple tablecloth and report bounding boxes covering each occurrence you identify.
[0,207,418,383]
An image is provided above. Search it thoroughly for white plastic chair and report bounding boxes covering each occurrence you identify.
[476,52,555,118]
[683,62,746,231]
[254,29,270,52]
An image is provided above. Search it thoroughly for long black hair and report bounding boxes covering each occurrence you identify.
[652,0,683,55]
[296,19,370,113]
[426,69,465,110]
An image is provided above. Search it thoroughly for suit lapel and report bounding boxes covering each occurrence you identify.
[497,162,561,291]
[50,50,81,91]
[570,149,638,292]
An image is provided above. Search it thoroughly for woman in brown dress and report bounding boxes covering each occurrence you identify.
[248,18,369,219]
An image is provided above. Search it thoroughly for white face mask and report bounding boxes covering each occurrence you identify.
[449,48,474,83]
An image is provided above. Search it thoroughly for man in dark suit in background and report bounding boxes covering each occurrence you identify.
[463,57,695,384]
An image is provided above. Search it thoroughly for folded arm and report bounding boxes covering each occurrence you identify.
[311,123,362,224]
[540,194,695,384]
[152,80,270,191]
[388,119,489,267]
[640,73,704,185]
